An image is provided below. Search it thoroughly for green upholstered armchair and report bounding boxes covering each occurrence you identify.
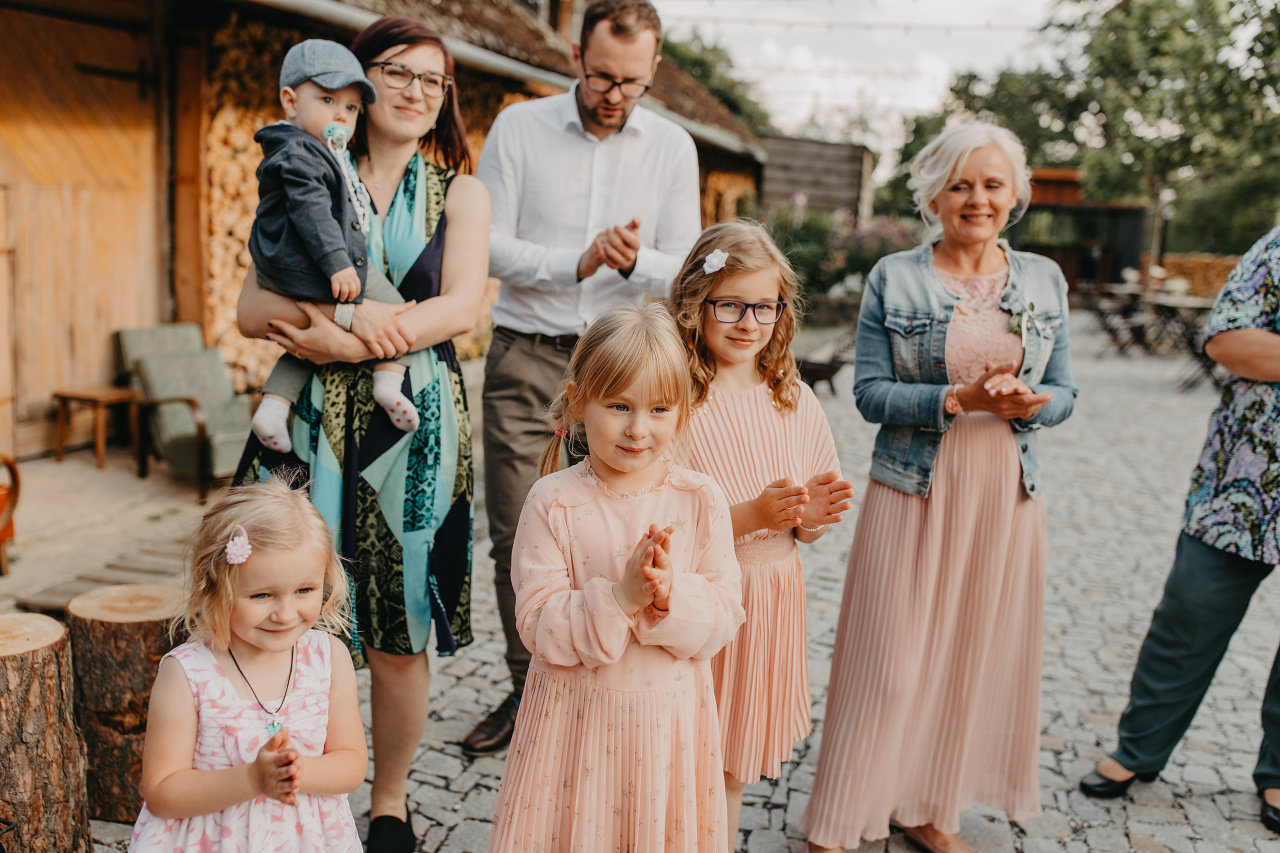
[117,325,252,502]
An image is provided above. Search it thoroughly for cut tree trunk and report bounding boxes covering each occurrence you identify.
[66,584,181,822]
[0,612,90,853]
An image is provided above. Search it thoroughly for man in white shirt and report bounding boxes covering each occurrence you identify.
[466,0,701,755]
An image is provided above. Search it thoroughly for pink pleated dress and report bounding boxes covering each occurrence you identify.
[801,269,1047,846]
[487,462,746,853]
[685,380,841,783]
[128,630,361,853]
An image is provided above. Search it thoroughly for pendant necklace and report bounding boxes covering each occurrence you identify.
[228,643,296,736]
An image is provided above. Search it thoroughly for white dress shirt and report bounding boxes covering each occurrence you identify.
[476,85,702,336]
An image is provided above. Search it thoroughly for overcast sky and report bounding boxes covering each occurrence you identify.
[650,0,1062,167]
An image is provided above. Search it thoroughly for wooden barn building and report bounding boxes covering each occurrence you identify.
[0,0,764,459]
[1007,167,1147,289]
[759,133,875,224]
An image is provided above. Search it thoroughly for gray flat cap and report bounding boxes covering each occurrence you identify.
[280,39,377,104]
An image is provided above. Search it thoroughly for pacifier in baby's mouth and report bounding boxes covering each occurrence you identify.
[322,123,352,149]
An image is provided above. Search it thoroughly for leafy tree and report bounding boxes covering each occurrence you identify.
[883,0,1280,255]
[875,111,948,219]
[1166,165,1280,254]
[875,68,1087,219]
[662,33,774,132]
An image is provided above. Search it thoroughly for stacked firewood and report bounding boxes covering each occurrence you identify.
[203,17,525,388]
[206,16,306,391]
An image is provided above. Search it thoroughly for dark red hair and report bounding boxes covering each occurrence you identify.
[349,16,472,173]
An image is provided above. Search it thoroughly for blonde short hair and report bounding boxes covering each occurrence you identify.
[909,121,1032,239]
[668,219,803,412]
[179,479,351,648]
[539,302,692,477]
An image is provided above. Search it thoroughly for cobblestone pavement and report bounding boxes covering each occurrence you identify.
[91,314,1280,852]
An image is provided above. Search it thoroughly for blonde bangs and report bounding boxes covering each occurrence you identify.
[539,303,693,476]
[575,303,692,434]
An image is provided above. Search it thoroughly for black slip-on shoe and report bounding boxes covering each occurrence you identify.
[1261,799,1280,834]
[1078,768,1160,799]
[366,804,416,853]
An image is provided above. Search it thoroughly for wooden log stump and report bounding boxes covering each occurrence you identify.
[66,584,182,822]
[0,613,90,853]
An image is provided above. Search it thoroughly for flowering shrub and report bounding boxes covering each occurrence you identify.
[763,204,920,297]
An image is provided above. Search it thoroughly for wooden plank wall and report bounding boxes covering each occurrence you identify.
[0,9,161,457]
[761,135,872,220]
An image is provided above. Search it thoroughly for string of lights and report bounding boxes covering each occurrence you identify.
[661,14,1040,32]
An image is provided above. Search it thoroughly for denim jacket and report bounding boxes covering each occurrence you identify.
[853,240,1078,499]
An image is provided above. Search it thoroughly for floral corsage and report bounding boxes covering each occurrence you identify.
[1009,301,1042,345]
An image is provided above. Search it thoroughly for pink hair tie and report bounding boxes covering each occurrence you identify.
[554,428,567,437]
[225,525,252,565]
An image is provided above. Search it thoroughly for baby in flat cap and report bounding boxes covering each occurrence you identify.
[249,39,418,454]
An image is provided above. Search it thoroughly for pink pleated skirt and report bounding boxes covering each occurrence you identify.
[712,536,808,783]
[487,660,729,853]
[801,412,1046,846]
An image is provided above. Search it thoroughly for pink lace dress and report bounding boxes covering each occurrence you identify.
[128,629,361,852]
[802,268,1047,846]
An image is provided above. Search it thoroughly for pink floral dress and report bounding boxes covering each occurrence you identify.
[128,629,361,852]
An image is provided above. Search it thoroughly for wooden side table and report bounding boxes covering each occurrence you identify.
[53,387,139,469]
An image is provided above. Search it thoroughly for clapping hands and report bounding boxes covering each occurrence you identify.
[797,470,855,530]
[252,728,299,806]
[613,523,674,616]
[960,361,1053,421]
[577,218,641,280]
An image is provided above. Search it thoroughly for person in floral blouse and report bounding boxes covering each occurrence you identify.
[1079,227,1280,829]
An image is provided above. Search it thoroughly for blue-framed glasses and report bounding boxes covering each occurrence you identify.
[704,298,787,324]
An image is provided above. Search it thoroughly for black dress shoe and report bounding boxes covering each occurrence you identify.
[1079,768,1160,798]
[366,803,416,853]
[1261,799,1280,834]
[460,692,521,757]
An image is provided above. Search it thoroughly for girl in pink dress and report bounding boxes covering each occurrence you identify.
[129,479,367,852]
[487,303,747,853]
[669,220,855,841]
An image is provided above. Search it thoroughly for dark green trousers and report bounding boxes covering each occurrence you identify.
[1112,531,1280,790]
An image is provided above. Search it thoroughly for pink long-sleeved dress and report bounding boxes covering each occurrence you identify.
[487,461,746,853]
[685,380,840,783]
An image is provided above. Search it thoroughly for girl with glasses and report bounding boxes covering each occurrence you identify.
[669,220,855,842]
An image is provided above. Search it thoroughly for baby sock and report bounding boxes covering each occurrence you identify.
[373,370,419,433]
[251,395,293,454]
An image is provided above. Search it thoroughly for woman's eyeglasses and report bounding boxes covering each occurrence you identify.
[704,299,787,324]
[367,61,452,98]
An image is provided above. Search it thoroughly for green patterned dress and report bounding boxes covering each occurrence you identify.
[237,155,473,666]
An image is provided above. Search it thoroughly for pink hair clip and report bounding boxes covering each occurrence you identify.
[225,525,252,565]
[554,428,567,437]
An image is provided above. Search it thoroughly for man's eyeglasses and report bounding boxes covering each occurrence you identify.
[583,73,651,99]
[367,61,452,98]
[704,299,787,324]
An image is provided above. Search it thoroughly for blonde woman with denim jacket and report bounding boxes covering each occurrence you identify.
[801,123,1078,853]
